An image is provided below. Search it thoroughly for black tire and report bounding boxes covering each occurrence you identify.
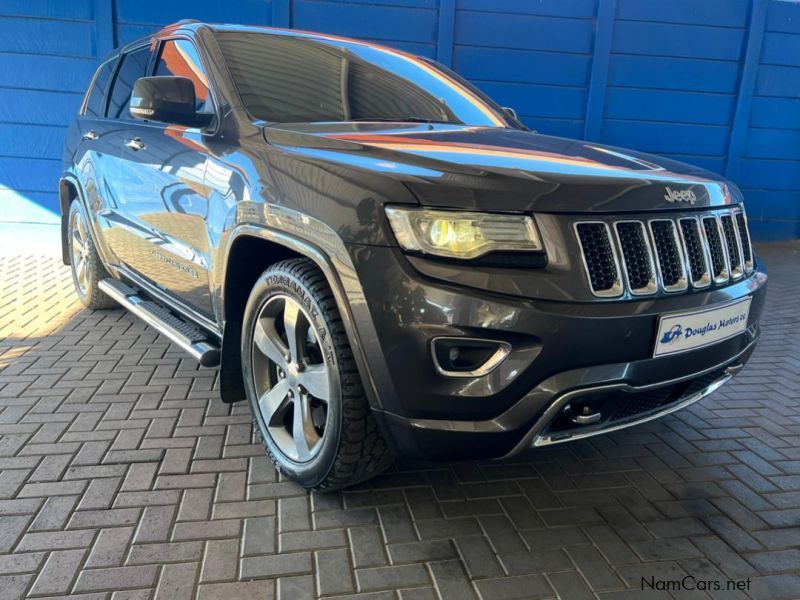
[242,258,393,490]
[67,199,116,310]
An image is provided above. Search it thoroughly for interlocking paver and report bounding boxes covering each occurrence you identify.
[154,561,199,600]
[0,245,798,598]
[73,564,158,592]
[201,538,239,583]
[85,526,136,568]
[28,548,85,595]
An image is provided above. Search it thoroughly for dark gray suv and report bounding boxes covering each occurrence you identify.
[60,21,767,489]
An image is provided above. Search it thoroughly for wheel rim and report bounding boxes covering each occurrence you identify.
[251,294,332,463]
[70,210,90,295]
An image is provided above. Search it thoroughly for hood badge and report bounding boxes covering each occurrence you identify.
[664,187,697,204]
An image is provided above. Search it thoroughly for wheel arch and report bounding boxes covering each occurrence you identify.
[217,225,388,422]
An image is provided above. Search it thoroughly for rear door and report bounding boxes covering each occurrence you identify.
[70,56,121,262]
[101,39,216,317]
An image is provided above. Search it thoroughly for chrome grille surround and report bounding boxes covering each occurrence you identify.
[720,213,744,281]
[734,208,755,274]
[677,217,712,289]
[702,215,730,284]
[648,219,689,293]
[613,221,657,295]
[573,222,623,298]
[575,206,754,298]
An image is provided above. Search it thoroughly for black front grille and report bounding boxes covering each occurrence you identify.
[576,223,619,294]
[650,221,683,288]
[575,207,753,296]
[702,217,726,278]
[679,219,708,284]
[616,222,653,291]
[720,214,742,275]
[735,212,752,266]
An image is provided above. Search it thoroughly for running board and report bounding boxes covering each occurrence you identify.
[99,278,220,367]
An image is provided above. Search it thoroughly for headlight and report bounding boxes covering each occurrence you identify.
[385,207,543,259]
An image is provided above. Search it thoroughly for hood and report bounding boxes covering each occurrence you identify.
[263,123,738,213]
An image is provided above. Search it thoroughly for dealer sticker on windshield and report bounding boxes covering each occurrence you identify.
[654,297,752,357]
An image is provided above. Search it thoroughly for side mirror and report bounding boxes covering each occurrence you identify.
[130,76,212,128]
[502,106,519,121]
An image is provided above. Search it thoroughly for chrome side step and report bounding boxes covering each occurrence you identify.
[99,278,220,367]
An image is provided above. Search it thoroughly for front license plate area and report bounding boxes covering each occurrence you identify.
[654,297,752,358]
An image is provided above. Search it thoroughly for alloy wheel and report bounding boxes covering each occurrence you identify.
[251,294,331,462]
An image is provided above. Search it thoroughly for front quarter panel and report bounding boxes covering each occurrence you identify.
[204,129,412,417]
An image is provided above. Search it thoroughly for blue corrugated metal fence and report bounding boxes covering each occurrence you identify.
[1,0,798,240]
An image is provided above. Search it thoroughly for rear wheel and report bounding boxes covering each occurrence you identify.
[242,258,392,490]
[68,200,115,310]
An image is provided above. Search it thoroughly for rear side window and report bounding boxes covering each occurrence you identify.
[155,39,214,114]
[107,46,152,120]
[83,58,116,117]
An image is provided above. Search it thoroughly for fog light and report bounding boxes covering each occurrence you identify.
[432,337,511,378]
[448,347,461,363]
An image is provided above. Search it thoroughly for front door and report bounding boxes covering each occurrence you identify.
[101,39,216,317]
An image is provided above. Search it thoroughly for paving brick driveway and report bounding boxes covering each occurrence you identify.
[1,242,798,600]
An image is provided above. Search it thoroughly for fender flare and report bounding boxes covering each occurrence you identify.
[58,172,113,268]
[59,173,97,266]
[218,221,397,420]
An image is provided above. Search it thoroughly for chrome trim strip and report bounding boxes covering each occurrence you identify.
[573,221,624,298]
[497,338,757,456]
[531,367,736,447]
[647,219,689,293]
[721,212,745,281]
[703,215,730,284]
[99,279,220,367]
[716,213,734,280]
[431,337,512,378]
[677,217,711,289]
[734,207,755,274]
[613,220,658,296]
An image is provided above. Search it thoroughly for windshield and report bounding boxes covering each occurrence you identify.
[214,30,516,128]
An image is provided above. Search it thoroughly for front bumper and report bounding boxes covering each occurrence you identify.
[347,244,767,460]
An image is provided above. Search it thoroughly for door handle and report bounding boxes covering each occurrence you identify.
[125,138,145,151]
[82,130,99,141]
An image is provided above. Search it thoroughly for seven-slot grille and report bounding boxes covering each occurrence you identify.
[576,207,754,297]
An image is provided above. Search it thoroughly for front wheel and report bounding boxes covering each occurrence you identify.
[242,258,392,490]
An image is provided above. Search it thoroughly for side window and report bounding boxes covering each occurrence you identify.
[107,46,152,120]
[155,39,213,113]
[83,58,116,117]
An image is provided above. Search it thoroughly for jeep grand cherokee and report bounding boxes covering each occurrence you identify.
[60,21,767,489]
